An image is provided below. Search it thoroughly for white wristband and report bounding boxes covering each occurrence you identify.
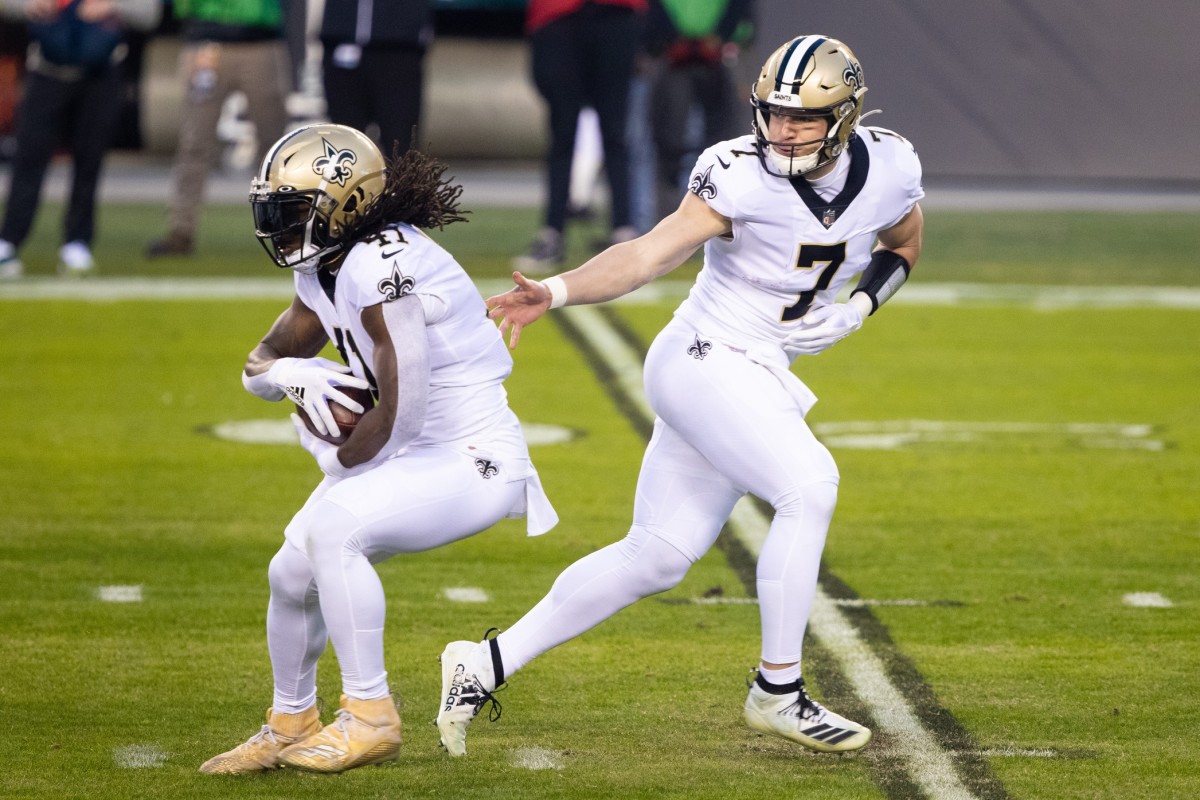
[543,276,568,309]
[243,366,286,401]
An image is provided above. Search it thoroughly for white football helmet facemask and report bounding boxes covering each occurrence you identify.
[250,124,386,273]
[751,35,868,178]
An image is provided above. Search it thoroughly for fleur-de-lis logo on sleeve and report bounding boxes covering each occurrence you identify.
[312,138,357,186]
[688,165,718,200]
[377,264,416,301]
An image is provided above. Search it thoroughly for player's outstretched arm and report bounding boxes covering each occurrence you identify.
[487,193,731,349]
[486,271,553,349]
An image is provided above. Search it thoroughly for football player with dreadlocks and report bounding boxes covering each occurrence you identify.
[439,35,923,756]
[198,123,557,775]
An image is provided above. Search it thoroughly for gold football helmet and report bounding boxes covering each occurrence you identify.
[751,35,867,177]
[249,124,386,273]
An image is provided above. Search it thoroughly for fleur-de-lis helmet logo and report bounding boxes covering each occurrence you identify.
[312,138,357,186]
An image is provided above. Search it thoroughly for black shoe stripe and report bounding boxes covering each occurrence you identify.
[822,728,860,745]
[805,724,833,738]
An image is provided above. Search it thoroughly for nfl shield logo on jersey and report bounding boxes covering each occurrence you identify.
[822,208,839,227]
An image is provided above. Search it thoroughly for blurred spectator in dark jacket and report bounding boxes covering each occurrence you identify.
[645,0,751,221]
[320,0,431,157]
[0,0,159,278]
[513,0,647,274]
[145,0,290,258]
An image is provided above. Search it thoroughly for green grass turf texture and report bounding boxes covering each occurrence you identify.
[0,202,1197,799]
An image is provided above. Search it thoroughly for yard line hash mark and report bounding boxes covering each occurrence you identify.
[97,585,143,603]
[1123,592,1173,608]
[442,587,491,603]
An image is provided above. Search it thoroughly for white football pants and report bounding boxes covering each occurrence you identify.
[499,319,839,674]
[266,445,527,712]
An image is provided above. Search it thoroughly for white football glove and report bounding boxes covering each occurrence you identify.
[290,414,369,479]
[267,357,370,438]
[783,301,864,357]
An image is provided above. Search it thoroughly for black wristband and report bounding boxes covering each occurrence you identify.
[851,249,911,315]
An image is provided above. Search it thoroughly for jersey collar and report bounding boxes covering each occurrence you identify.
[787,134,869,230]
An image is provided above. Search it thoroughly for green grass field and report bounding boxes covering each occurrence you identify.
[0,199,1197,800]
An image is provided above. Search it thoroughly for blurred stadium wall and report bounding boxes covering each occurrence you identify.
[3,0,1194,184]
[751,1,1200,183]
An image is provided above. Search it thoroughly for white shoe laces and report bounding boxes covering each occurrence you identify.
[243,724,280,749]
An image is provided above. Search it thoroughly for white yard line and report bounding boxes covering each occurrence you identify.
[2,277,1200,310]
[566,304,981,800]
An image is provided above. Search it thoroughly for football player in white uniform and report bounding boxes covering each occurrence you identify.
[199,124,557,775]
[438,35,923,756]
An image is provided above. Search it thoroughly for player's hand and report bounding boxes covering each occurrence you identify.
[290,414,367,479]
[268,357,370,437]
[783,302,864,357]
[486,271,553,349]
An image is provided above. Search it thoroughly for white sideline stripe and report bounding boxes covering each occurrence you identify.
[510,746,565,770]
[113,744,169,768]
[2,277,1200,310]
[566,305,980,800]
[97,585,143,603]
[1123,592,1173,608]
[442,587,491,603]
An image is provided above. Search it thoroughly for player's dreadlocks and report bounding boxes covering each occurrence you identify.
[341,143,468,244]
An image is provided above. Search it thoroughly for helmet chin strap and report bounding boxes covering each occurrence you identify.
[289,215,324,274]
[770,147,822,176]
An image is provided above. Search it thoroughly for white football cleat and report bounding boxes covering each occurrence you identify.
[436,638,503,757]
[743,671,872,752]
[0,239,23,280]
[57,241,95,276]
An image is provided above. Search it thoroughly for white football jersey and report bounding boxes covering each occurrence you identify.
[675,127,924,350]
[294,223,517,450]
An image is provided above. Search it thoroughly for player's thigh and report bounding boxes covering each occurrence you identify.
[644,325,837,504]
[632,418,743,561]
[321,447,524,556]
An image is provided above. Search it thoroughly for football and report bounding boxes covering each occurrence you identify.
[297,385,375,445]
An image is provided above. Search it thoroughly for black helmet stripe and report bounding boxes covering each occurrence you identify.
[775,35,827,93]
[257,124,320,179]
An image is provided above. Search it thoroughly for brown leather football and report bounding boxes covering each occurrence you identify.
[297,384,375,445]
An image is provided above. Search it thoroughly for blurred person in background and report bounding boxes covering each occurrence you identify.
[513,0,646,274]
[0,0,160,278]
[645,0,752,221]
[145,0,290,258]
[319,0,431,158]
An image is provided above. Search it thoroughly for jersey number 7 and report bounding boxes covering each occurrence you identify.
[782,242,846,321]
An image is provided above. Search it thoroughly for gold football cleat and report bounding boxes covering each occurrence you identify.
[277,694,401,773]
[198,705,321,774]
